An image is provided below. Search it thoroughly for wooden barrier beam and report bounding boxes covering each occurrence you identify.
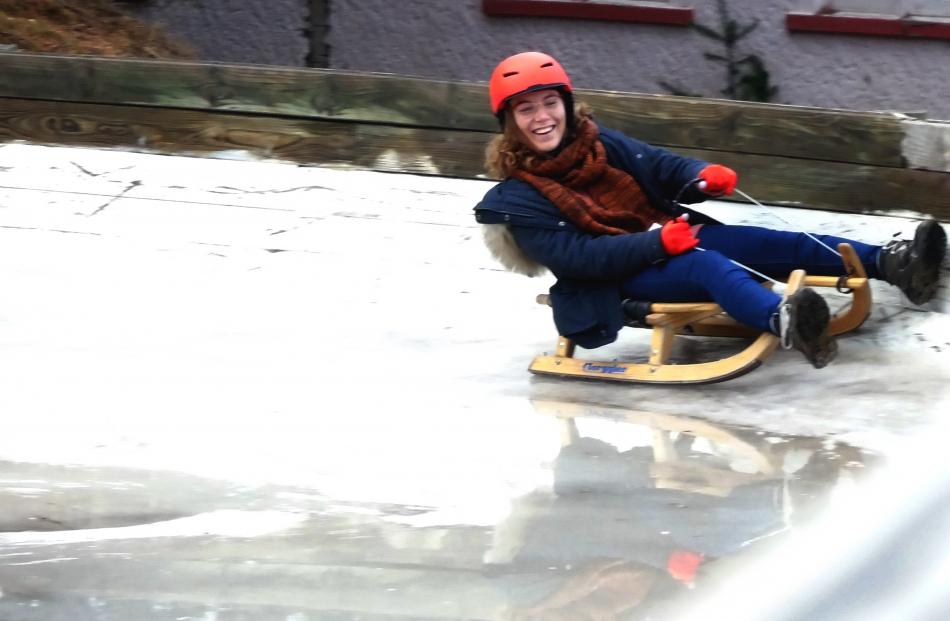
[2,52,943,170]
[1,97,947,220]
[0,52,489,131]
[0,97,490,178]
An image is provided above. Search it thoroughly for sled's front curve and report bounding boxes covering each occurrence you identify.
[678,243,871,338]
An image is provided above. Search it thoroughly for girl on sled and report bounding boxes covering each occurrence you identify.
[474,52,946,369]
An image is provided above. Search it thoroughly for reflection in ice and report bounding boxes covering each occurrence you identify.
[0,399,877,620]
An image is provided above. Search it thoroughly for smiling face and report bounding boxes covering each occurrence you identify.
[509,89,567,154]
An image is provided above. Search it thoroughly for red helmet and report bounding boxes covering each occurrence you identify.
[489,52,573,115]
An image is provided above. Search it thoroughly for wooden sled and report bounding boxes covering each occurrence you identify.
[529,243,871,385]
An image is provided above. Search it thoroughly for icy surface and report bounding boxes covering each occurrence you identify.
[1,143,946,460]
[0,143,948,619]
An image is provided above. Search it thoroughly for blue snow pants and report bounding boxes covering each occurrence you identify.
[620,225,881,333]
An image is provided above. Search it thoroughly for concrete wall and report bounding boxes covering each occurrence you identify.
[129,0,950,120]
[328,0,950,120]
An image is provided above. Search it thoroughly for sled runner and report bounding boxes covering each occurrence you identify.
[529,243,871,385]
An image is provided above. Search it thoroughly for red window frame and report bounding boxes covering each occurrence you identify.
[786,12,950,40]
[482,1,694,26]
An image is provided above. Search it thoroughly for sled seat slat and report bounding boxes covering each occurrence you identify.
[646,309,722,328]
[804,276,866,289]
[648,302,721,314]
[536,294,722,317]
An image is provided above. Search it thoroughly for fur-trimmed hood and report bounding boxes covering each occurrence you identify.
[481,224,547,277]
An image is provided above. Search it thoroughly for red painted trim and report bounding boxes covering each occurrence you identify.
[786,12,950,40]
[482,0,693,26]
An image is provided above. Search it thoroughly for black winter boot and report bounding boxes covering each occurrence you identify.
[776,288,837,369]
[878,219,947,305]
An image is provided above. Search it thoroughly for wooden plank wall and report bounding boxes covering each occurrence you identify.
[1,52,949,220]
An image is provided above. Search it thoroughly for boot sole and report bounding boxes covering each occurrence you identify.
[789,289,837,369]
[907,221,947,305]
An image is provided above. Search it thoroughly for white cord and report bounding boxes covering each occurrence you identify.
[694,246,784,286]
[677,211,783,285]
[733,187,842,258]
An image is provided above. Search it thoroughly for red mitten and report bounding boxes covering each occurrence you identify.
[698,164,737,196]
[660,216,699,255]
[667,550,704,583]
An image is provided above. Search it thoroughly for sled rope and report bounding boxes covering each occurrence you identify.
[693,246,783,286]
[731,188,907,314]
[672,179,853,286]
[691,248,858,326]
[734,188,842,259]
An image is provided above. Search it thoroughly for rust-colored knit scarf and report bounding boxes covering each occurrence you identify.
[511,119,669,235]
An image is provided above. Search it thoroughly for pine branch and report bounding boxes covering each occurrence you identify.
[692,23,724,41]
[736,20,759,39]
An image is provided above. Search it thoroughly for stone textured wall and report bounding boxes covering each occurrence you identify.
[327,0,950,120]
[128,0,310,66]
[128,0,950,120]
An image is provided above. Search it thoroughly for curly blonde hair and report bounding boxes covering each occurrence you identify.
[484,102,593,179]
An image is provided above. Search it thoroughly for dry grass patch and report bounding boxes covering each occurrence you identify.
[0,0,194,58]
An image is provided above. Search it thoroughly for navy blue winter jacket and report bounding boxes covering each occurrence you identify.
[474,126,719,349]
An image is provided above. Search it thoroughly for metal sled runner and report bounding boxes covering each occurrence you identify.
[529,243,871,385]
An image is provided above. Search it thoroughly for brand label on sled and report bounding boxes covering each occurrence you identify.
[582,363,627,374]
